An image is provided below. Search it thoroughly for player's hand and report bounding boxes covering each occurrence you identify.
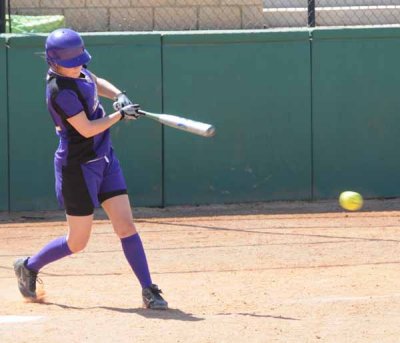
[113,91,132,111]
[119,104,142,120]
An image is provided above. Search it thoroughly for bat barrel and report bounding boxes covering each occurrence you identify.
[139,110,216,138]
[202,125,216,137]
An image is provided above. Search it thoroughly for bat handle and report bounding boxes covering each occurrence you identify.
[137,110,159,121]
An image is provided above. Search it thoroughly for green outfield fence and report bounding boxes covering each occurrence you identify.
[1,28,400,212]
[162,31,311,205]
[0,35,7,211]
[312,28,400,200]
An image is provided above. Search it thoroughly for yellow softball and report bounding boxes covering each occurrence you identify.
[339,191,363,211]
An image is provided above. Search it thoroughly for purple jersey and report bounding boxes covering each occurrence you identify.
[46,68,111,165]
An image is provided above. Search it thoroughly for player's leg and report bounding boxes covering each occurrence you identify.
[28,215,92,270]
[101,194,168,310]
[14,161,96,299]
[101,194,152,288]
[13,215,93,299]
[99,151,167,309]
[65,214,93,252]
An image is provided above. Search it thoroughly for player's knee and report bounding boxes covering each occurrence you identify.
[114,222,137,239]
[67,239,88,253]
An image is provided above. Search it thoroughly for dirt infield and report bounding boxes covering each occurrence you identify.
[1,199,400,343]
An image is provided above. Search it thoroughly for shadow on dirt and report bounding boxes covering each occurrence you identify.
[41,301,203,321]
[100,306,204,321]
[38,301,297,322]
[216,312,300,320]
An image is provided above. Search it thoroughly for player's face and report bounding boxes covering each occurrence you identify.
[55,64,83,78]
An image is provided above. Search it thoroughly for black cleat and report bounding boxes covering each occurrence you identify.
[13,257,38,299]
[142,284,168,310]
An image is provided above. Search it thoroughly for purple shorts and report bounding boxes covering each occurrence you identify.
[55,149,127,216]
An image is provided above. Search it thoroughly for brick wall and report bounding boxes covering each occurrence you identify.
[10,0,264,31]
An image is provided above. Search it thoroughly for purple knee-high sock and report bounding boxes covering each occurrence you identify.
[26,236,72,273]
[121,233,152,289]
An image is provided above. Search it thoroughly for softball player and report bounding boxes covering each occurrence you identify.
[13,28,168,310]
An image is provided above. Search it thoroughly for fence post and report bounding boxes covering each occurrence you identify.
[0,0,5,33]
[308,0,315,27]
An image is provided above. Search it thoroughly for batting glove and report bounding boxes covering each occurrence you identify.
[113,91,133,111]
[119,104,142,120]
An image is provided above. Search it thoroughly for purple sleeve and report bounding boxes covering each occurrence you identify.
[55,89,84,118]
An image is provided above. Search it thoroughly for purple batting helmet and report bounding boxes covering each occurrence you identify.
[45,28,91,67]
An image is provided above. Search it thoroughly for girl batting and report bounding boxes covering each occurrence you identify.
[13,28,168,310]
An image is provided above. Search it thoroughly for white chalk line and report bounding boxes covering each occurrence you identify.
[0,315,43,324]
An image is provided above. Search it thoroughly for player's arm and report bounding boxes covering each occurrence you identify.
[95,76,121,100]
[67,111,122,138]
[92,72,135,108]
[55,88,140,137]
[67,105,142,138]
